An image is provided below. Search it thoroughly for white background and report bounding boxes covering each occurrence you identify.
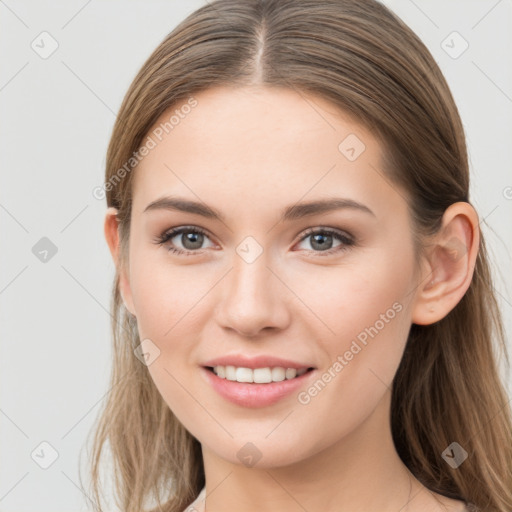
[1,1,511,510]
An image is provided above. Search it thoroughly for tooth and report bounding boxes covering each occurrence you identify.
[271,367,286,382]
[253,367,272,383]
[236,367,253,383]
[285,368,297,380]
[212,365,309,383]
[225,365,237,381]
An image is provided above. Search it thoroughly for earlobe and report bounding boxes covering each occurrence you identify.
[104,207,137,317]
[411,202,480,326]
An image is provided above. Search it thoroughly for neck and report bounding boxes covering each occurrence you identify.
[196,390,427,512]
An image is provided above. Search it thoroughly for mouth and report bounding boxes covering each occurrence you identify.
[201,365,317,408]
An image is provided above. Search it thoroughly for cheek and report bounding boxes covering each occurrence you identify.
[291,273,412,451]
[129,259,207,425]
[127,254,217,419]
[292,251,413,351]
[295,250,414,402]
[128,247,210,340]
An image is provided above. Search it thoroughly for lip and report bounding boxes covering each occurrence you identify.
[200,366,316,408]
[201,354,315,370]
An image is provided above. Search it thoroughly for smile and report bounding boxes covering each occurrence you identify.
[202,366,316,408]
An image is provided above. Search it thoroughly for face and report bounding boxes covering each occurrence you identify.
[118,85,422,468]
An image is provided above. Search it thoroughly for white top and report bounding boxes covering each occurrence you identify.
[182,486,206,512]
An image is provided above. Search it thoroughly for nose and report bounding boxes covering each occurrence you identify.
[214,248,291,338]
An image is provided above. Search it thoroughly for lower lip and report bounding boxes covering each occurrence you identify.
[201,367,315,408]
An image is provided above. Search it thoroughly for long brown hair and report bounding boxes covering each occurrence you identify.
[82,1,512,510]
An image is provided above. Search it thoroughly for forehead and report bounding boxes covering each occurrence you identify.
[131,85,398,221]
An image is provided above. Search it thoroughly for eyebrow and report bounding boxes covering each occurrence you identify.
[143,196,375,221]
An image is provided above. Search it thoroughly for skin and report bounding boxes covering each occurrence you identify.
[105,85,479,512]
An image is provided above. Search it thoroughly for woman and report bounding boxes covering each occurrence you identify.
[86,1,512,511]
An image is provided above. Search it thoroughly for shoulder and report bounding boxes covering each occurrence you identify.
[421,493,472,512]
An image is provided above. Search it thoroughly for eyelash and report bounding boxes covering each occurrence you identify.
[154,225,355,257]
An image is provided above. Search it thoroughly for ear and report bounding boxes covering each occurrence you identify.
[411,202,480,325]
[104,207,137,317]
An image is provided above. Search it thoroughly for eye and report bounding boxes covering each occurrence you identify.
[295,227,355,256]
[154,225,355,257]
[154,226,215,255]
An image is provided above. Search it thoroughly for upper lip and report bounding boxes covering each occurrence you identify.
[202,354,315,370]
